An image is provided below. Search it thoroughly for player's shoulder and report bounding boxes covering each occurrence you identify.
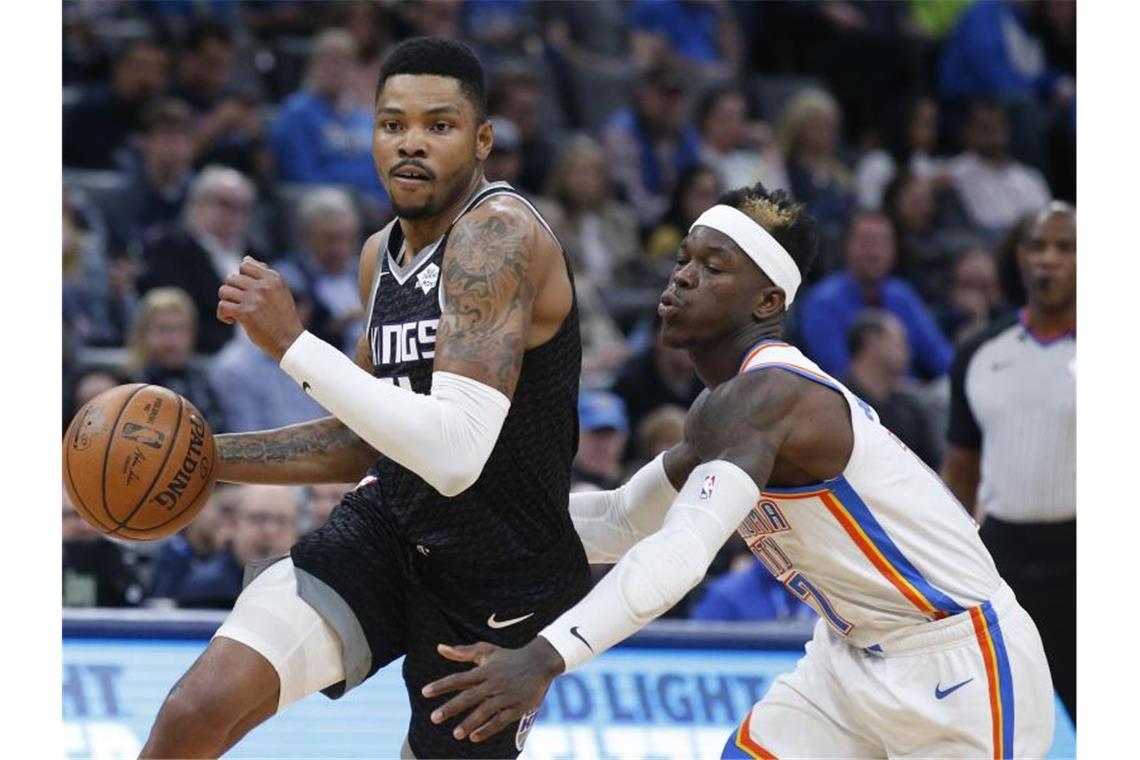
[685,369,802,450]
[447,190,556,270]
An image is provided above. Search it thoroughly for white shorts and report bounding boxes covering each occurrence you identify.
[213,557,346,712]
[726,583,1054,758]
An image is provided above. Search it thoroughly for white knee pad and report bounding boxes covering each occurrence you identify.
[213,557,346,711]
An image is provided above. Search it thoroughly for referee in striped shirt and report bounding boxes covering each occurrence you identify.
[942,202,1076,722]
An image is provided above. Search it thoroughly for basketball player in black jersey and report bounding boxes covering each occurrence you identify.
[140,38,591,759]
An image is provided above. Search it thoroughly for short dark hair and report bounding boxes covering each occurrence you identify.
[843,209,892,248]
[715,181,820,281]
[183,19,233,53]
[696,87,745,129]
[377,37,486,123]
[846,310,895,357]
[142,97,194,134]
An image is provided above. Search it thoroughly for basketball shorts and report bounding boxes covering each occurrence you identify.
[219,479,592,759]
[721,582,1054,759]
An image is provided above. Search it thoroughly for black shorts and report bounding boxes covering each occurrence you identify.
[289,481,592,759]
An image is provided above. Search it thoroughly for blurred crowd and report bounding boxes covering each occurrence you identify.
[62,0,1075,621]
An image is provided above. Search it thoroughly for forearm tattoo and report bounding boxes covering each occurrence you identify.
[217,418,366,465]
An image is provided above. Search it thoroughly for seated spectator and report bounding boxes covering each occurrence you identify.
[690,558,816,623]
[798,211,953,379]
[936,247,1008,345]
[601,63,701,227]
[63,485,145,608]
[487,64,558,195]
[304,483,355,533]
[176,484,301,609]
[63,188,136,348]
[645,165,722,261]
[171,19,267,178]
[461,0,540,58]
[696,87,789,197]
[947,101,1051,236]
[124,98,197,238]
[536,135,641,287]
[63,38,169,169]
[128,287,229,434]
[270,29,389,218]
[63,364,131,434]
[633,404,686,464]
[779,88,855,238]
[148,482,240,602]
[336,0,396,111]
[572,391,630,491]
[138,165,260,355]
[628,0,742,79]
[276,186,364,351]
[842,311,941,468]
[854,95,950,211]
[483,116,524,185]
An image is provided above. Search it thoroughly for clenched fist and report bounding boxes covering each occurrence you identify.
[217,256,305,362]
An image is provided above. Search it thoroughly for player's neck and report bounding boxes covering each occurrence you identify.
[1023,301,1075,337]
[690,323,782,387]
[397,173,488,258]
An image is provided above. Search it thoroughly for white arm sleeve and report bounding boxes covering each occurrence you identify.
[280,330,510,497]
[540,460,759,671]
[569,453,678,563]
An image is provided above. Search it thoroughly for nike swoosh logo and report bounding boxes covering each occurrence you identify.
[302,381,312,393]
[486,612,534,629]
[570,626,593,652]
[935,678,974,699]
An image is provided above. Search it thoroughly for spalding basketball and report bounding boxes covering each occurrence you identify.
[62,383,218,541]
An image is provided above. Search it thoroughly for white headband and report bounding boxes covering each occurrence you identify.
[689,205,802,307]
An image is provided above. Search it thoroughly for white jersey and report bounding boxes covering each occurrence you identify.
[736,341,1002,649]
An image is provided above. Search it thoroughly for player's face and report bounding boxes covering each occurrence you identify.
[374,75,492,221]
[1018,211,1076,311]
[658,227,771,349]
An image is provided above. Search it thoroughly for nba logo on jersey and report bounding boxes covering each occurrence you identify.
[416,262,440,295]
[700,474,717,500]
[515,708,538,751]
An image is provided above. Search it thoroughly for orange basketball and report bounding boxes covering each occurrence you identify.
[62,383,218,541]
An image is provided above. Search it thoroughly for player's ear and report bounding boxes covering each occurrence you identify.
[475,118,493,163]
[752,285,786,322]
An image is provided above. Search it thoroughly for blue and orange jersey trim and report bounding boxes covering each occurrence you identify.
[762,478,965,620]
[970,602,1016,758]
[737,340,792,373]
[727,709,778,759]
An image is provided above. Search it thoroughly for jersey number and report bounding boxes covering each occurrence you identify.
[385,375,413,391]
[786,571,853,636]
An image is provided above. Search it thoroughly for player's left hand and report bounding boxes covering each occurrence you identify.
[217,256,305,362]
[422,638,565,743]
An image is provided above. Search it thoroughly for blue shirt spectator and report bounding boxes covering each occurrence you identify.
[175,551,244,609]
[629,0,720,64]
[269,30,388,209]
[690,559,815,622]
[797,212,953,379]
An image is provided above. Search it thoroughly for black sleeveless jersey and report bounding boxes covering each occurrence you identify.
[362,182,582,561]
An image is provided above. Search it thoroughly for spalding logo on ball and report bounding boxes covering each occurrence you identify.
[62,383,219,542]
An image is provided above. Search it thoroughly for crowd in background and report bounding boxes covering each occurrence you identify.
[62,0,1076,623]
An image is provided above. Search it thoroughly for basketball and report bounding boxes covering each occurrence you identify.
[62,383,218,542]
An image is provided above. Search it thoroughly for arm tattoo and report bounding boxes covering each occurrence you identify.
[435,210,536,395]
[217,418,366,465]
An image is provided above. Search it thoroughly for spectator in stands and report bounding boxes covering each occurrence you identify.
[63,364,131,434]
[63,38,169,169]
[696,87,789,198]
[947,101,1052,236]
[628,0,742,79]
[487,64,556,195]
[602,63,701,227]
[645,165,721,261]
[270,29,388,217]
[127,287,229,434]
[572,391,630,491]
[172,20,267,178]
[275,186,364,352]
[536,135,640,287]
[63,188,136,348]
[138,165,259,355]
[779,87,855,239]
[461,0,540,58]
[400,0,462,40]
[209,277,328,432]
[613,316,702,451]
[304,483,355,533]
[843,311,941,468]
[936,247,1007,345]
[148,483,240,602]
[336,0,396,111]
[63,485,145,608]
[125,98,197,238]
[483,116,524,185]
[633,404,686,464]
[690,558,815,623]
[854,95,950,211]
[798,211,953,379]
[176,485,301,609]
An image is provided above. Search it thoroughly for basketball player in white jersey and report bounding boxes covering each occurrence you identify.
[421,182,1056,758]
